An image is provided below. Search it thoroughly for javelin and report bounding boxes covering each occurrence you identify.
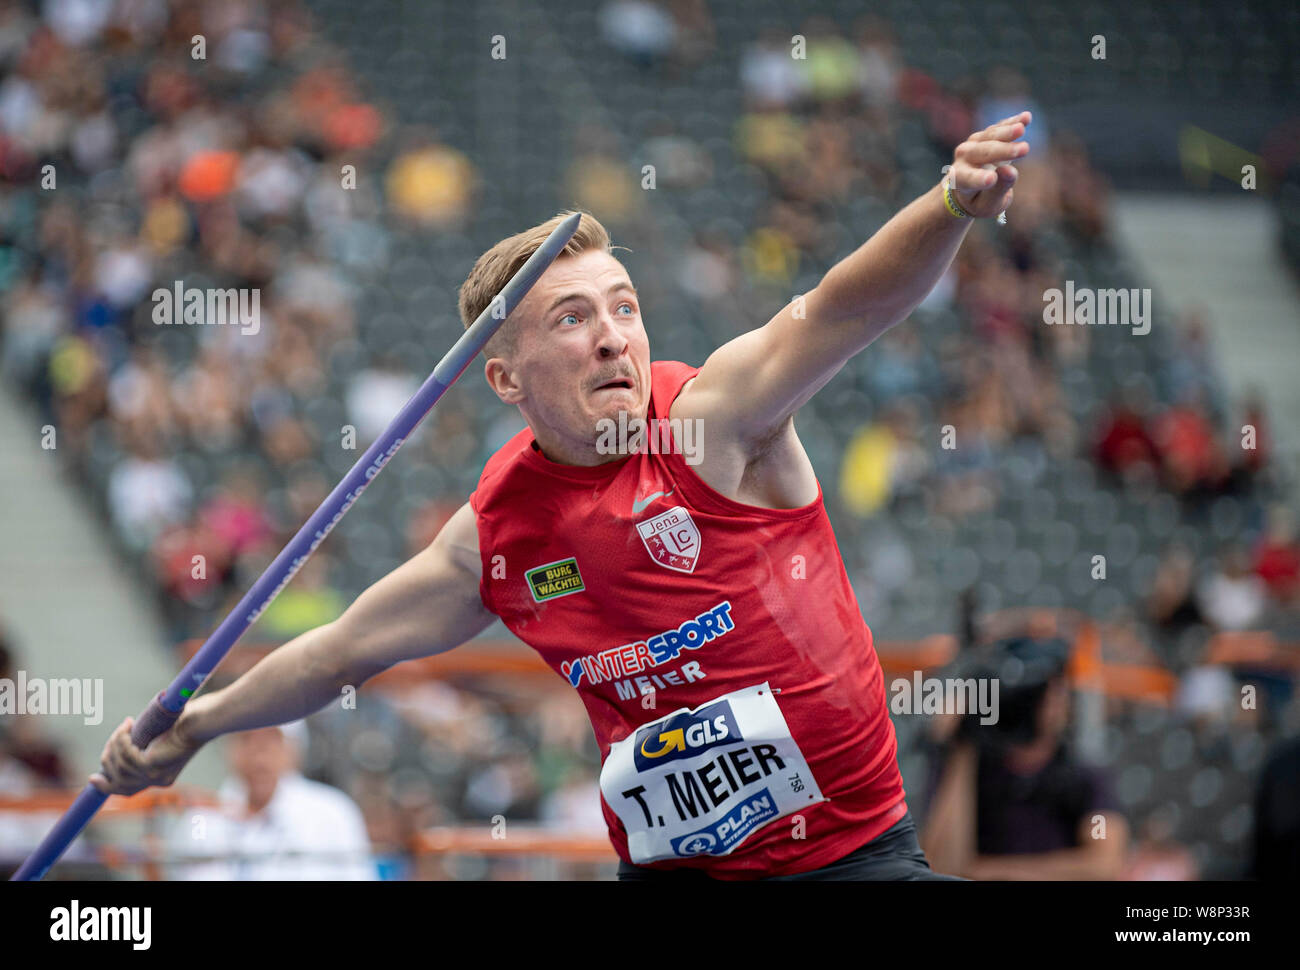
[12,212,583,881]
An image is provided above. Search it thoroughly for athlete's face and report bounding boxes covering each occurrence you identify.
[486,249,652,464]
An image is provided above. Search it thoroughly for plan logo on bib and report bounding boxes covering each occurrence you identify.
[636,506,700,573]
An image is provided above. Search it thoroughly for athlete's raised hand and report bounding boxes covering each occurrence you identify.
[947,110,1031,219]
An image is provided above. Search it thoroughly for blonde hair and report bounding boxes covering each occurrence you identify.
[457,209,614,361]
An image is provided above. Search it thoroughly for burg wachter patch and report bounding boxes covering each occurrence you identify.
[526,557,586,602]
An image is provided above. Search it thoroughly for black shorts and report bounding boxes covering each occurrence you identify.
[615,810,966,881]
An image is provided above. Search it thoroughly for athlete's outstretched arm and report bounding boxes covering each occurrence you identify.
[90,501,494,796]
[679,112,1030,449]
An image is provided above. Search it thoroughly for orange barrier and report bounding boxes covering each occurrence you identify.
[173,609,1231,710]
[0,787,219,817]
[1087,662,1178,704]
[876,635,959,676]
[1206,631,1300,672]
[1068,620,1103,684]
[182,634,973,683]
[0,787,221,880]
[412,826,617,862]
[177,638,557,682]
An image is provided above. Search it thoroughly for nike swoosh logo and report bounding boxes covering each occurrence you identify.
[632,488,675,516]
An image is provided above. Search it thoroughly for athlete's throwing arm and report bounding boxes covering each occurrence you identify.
[674,113,1030,496]
[90,503,491,794]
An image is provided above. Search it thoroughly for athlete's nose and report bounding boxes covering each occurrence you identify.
[594,309,629,359]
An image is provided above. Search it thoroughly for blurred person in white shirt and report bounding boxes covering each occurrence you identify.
[165,720,375,880]
[1197,546,1267,632]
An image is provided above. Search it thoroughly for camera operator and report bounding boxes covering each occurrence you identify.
[920,636,1129,879]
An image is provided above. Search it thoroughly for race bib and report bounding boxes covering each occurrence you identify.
[601,682,826,864]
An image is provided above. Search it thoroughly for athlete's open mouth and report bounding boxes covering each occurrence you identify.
[594,379,633,392]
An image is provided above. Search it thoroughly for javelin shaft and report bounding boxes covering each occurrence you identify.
[12,213,582,881]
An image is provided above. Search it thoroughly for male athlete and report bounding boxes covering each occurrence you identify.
[91,112,1032,880]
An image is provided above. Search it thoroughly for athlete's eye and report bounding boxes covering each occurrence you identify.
[559,312,580,326]
[616,302,635,316]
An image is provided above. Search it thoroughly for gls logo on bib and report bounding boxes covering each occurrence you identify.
[634,700,740,771]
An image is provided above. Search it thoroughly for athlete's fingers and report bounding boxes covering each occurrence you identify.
[957,139,1029,166]
[950,158,1003,194]
[112,719,147,772]
[966,121,1026,143]
[950,163,994,195]
[950,137,1029,196]
[990,109,1031,129]
[102,718,147,784]
[971,112,1031,137]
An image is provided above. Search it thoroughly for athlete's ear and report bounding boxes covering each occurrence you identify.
[485,357,524,404]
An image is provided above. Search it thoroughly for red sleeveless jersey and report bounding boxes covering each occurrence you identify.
[469,360,907,878]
